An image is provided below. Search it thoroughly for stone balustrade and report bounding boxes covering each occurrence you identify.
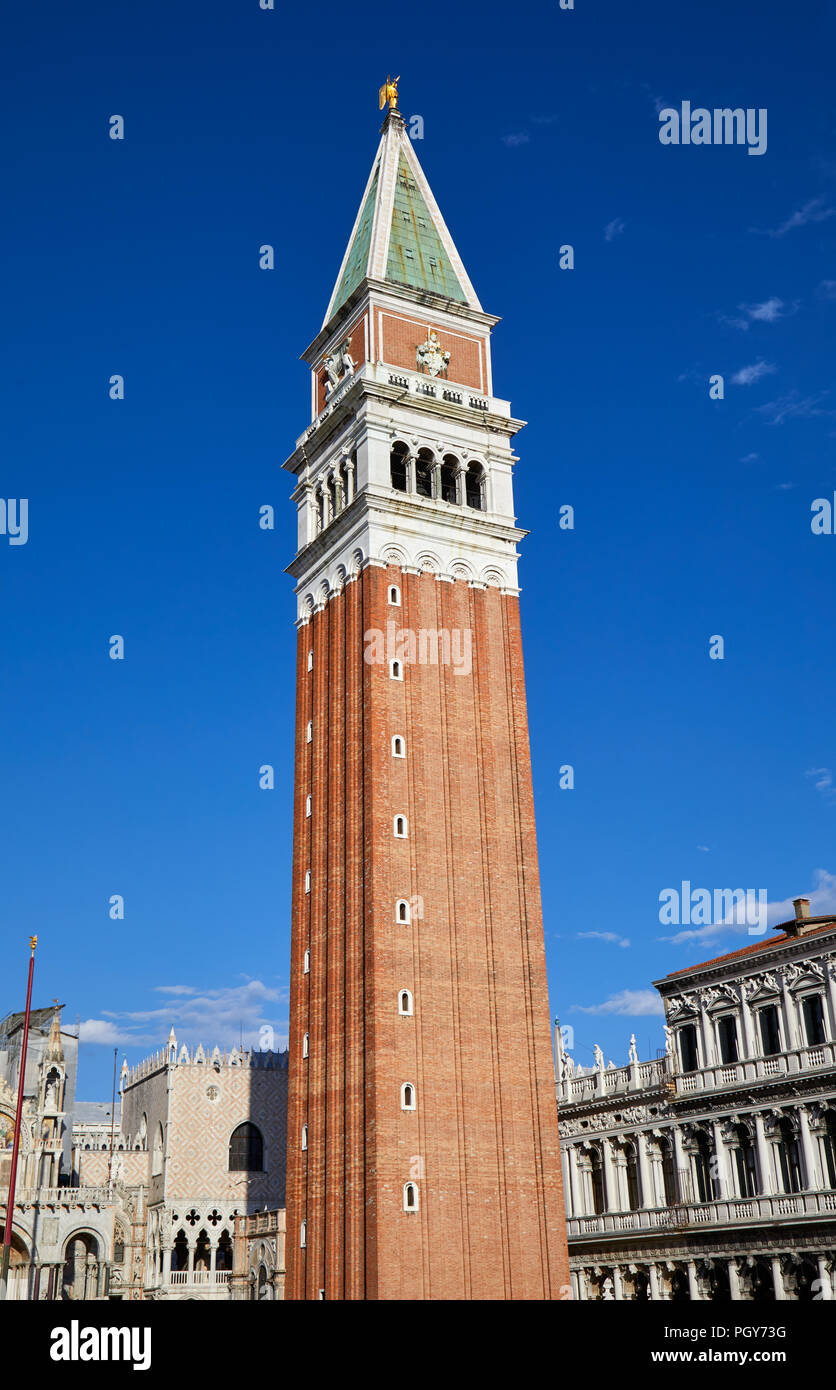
[673,1040,836,1096]
[567,1188,836,1239]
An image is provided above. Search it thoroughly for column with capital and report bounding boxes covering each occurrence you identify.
[780,975,800,1052]
[345,456,355,503]
[454,462,465,507]
[636,1131,654,1209]
[687,1261,701,1300]
[796,1106,819,1189]
[711,1120,731,1199]
[406,453,416,495]
[740,990,756,1060]
[613,1266,624,1301]
[816,1255,833,1300]
[728,1259,741,1300]
[601,1138,618,1212]
[771,1256,786,1300]
[825,958,836,1039]
[576,1151,593,1216]
[753,1112,773,1195]
[672,1125,689,1202]
[698,995,716,1068]
[561,1147,572,1216]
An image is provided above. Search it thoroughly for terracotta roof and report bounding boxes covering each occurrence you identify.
[660,920,836,981]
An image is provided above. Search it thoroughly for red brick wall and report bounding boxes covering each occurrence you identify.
[285,568,569,1300]
[378,312,484,390]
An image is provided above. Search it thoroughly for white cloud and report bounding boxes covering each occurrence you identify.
[660,869,836,947]
[747,297,789,322]
[740,453,759,462]
[697,845,710,852]
[604,217,625,242]
[79,979,288,1052]
[723,298,792,331]
[731,360,777,386]
[78,1019,149,1046]
[756,390,835,425]
[573,989,664,1017]
[756,197,835,238]
[818,280,836,300]
[577,930,631,949]
[501,132,529,148]
[807,768,836,804]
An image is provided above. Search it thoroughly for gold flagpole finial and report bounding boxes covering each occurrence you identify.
[378,75,401,112]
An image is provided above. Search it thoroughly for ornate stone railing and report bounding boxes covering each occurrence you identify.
[560,1057,670,1104]
[567,1189,836,1239]
[672,1040,836,1097]
[245,1210,280,1236]
[167,1269,231,1286]
[16,1186,110,1207]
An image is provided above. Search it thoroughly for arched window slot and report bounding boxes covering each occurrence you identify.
[398,990,413,1016]
[396,900,411,923]
[392,735,406,757]
[465,462,485,510]
[401,1082,416,1111]
[394,816,408,838]
[415,449,435,499]
[403,1182,419,1212]
[390,441,409,492]
[440,454,459,504]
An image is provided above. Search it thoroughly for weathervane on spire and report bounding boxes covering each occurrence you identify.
[378,75,400,112]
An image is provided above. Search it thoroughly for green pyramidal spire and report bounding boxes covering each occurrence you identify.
[323,107,481,327]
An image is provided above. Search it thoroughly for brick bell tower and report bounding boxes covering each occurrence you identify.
[283,83,570,1301]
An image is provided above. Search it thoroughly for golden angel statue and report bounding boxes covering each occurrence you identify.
[378,75,400,111]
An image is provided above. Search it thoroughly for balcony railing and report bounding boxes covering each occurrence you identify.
[167,1270,231,1287]
[559,1041,836,1108]
[673,1040,836,1097]
[567,1189,836,1240]
[15,1186,110,1207]
[301,363,511,444]
[560,1058,670,1104]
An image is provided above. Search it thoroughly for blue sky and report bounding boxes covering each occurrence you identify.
[2,0,834,1097]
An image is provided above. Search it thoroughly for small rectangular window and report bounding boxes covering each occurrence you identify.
[802,995,826,1046]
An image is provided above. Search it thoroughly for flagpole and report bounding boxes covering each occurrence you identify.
[107,1048,117,1194]
[0,936,38,1302]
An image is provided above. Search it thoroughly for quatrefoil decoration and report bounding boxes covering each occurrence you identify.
[185,1209,200,1227]
[207,1209,223,1227]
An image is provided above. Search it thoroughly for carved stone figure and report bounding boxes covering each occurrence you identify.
[416,329,451,379]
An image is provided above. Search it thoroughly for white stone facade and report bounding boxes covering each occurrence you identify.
[557,903,836,1300]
